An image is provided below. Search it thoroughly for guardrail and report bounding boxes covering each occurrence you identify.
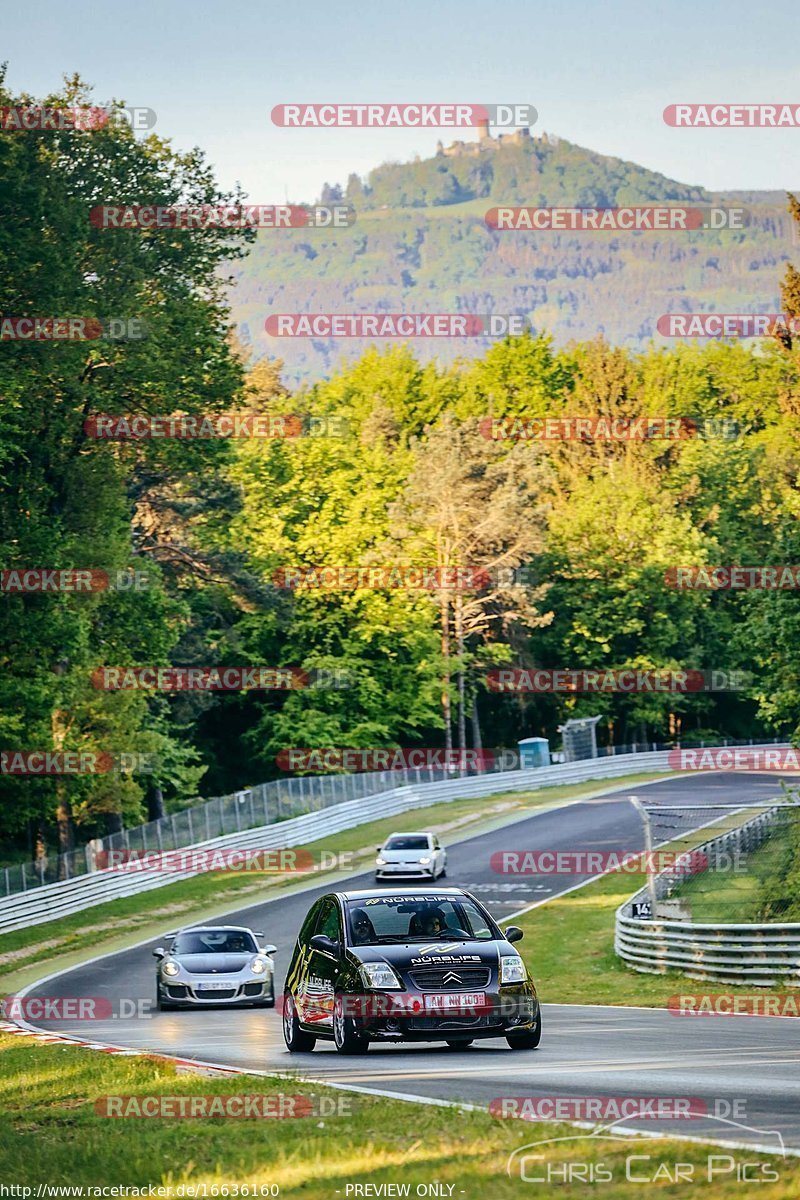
[615,807,800,986]
[0,749,675,934]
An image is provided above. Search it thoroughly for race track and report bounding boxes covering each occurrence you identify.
[21,772,800,1155]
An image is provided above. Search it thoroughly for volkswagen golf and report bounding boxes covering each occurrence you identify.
[282,888,541,1054]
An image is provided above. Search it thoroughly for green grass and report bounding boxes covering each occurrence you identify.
[0,772,668,993]
[669,823,796,924]
[514,807,800,1009]
[0,1032,795,1197]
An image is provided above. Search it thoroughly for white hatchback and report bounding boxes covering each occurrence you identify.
[375,831,447,881]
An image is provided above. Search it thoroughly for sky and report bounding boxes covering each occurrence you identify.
[3,0,798,202]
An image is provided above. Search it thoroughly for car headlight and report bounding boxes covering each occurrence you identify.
[250,956,267,974]
[418,856,431,865]
[162,960,180,977]
[500,955,526,984]
[376,856,386,865]
[360,962,402,989]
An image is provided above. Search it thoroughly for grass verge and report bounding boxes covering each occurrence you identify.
[514,806,800,1007]
[0,1031,795,1197]
[0,772,667,994]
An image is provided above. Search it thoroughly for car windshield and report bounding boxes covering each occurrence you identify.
[346,896,495,945]
[384,836,430,851]
[171,931,256,954]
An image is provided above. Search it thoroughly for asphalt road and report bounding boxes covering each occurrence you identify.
[22,772,800,1154]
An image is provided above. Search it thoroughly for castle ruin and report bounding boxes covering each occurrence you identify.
[435,120,557,158]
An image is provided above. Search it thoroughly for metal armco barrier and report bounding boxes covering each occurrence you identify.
[0,750,675,934]
[615,807,800,986]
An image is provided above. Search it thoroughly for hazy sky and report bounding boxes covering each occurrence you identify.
[4,0,798,201]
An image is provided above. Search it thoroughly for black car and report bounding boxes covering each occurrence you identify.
[282,888,541,1054]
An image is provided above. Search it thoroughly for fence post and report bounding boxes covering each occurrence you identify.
[630,797,658,917]
[187,809,194,843]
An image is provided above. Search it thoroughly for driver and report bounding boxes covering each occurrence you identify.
[350,908,376,945]
[419,909,446,936]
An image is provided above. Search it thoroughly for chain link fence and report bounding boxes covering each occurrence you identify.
[643,800,800,924]
[1,736,787,899]
[0,761,500,896]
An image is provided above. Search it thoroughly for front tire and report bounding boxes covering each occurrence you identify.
[333,992,369,1055]
[283,991,316,1052]
[506,1009,542,1050]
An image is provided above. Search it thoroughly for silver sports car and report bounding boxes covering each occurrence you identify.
[153,924,277,1010]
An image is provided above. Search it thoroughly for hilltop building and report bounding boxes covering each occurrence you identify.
[435,123,558,158]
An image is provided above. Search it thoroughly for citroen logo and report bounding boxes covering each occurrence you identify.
[442,971,462,985]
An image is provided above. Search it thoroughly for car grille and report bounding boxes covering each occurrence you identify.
[409,1015,496,1030]
[192,987,237,999]
[242,983,264,997]
[409,966,492,990]
[165,985,188,999]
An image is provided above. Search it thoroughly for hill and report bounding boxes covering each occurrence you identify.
[227,132,797,384]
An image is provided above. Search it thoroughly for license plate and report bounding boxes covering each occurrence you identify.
[196,981,233,991]
[424,992,485,1013]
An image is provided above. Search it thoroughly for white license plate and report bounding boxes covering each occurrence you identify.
[196,981,234,991]
[424,992,485,1013]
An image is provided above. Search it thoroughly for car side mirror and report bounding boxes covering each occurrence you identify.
[309,934,339,954]
[253,931,265,938]
[505,926,524,944]
[376,846,382,853]
[261,943,277,956]
[152,947,165,958]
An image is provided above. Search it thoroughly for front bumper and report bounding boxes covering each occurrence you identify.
[375,864,436,878]
[159,976,273,1006]
[355,988,538,1040]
